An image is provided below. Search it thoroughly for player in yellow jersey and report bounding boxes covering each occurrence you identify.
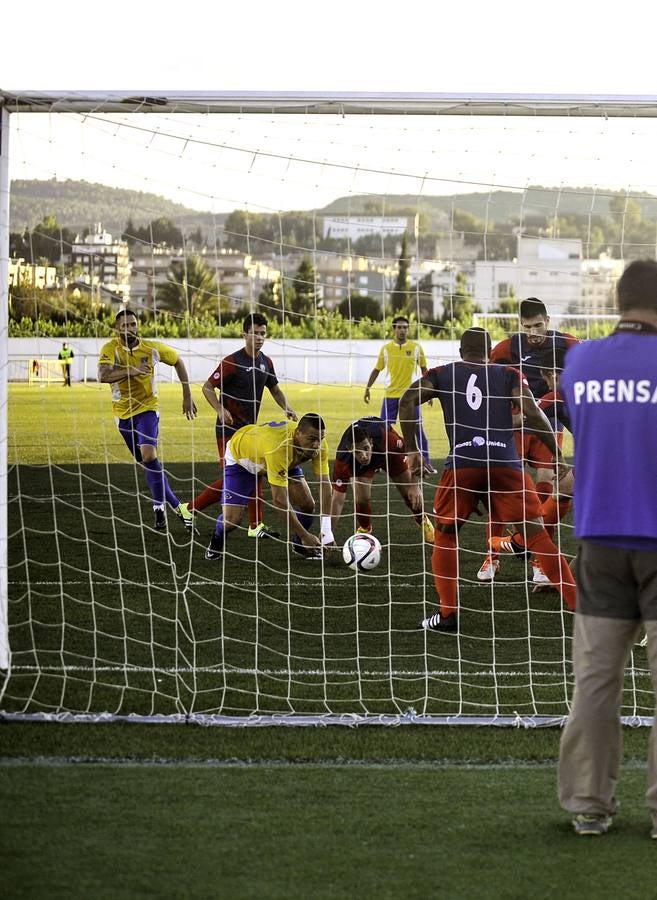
[98,308,197,532]
[204,414,332,561]
[363,315,436,474]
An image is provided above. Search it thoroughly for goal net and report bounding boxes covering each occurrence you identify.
[1,92,655,725]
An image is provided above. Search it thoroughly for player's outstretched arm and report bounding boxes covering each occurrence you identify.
[174,358,197,420]
[325,488,346,545]
[270,384,298,421]
[399,376,434,475]
[363,368,381,404]
[201,379,233,425]
[270,484,321,548]
[515,381,568,473]
[392,470,423,513]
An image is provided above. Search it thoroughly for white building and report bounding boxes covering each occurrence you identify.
[71,223,131,302]
[9,259,57,290]
[322,215,416,241]
[475,237,583,314]
[419,266,476,321]
[130,248,281,312]
[580,253,624,313]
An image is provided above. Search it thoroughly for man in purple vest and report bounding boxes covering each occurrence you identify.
[558,259,657,839]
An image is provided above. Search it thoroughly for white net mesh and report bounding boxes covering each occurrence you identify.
[1,94,654,723]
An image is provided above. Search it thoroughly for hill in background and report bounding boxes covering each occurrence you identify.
[10,177,657,241]
[322,187,657,230]
[9,178,227,236]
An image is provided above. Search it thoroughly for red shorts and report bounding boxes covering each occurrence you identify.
[514,431,563,470]
[433,466,543,526]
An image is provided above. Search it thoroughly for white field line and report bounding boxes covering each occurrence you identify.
[9,664,571,677]
[8,579,544,590]
[5,757,641,770]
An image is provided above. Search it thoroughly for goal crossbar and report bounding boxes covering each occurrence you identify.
[2,91,657,117]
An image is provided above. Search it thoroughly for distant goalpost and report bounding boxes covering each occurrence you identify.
[2,91,657,726]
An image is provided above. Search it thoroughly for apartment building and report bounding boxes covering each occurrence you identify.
[130,247,281,312]
[70,224,131,302]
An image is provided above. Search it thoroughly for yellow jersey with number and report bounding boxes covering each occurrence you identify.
[375,340,427,398]
[227,421,330,487]
[98,337,178,419]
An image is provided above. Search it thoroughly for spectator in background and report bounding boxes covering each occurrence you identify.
[557,259,657,839]
[58,342,74,386]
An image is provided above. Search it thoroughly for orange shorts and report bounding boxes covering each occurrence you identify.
[514,430,563,470]
[433,466,543,526]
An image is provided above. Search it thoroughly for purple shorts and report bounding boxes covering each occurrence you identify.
[117,410,159,450]
[222,464,259,507]
[222,463,306,505]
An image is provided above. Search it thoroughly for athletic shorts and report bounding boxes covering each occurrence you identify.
[433,466,543,526]
[576,540,657,620]
[222,464,259,507]
[514,430,563,471]
[116,410,159,449]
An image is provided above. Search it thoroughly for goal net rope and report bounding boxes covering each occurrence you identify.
[1,92,655,725]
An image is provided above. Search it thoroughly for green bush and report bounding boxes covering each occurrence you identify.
[9,310,460,340]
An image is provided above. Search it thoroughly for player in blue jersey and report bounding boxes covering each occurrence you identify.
[557,259,657,839]
[187,313,297,538]
[321,416,434,546]
[399,327,576,633]
[480,298,580,584]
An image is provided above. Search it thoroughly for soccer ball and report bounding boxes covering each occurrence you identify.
[342,533,382,572]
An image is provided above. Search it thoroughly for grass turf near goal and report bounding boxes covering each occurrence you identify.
[3,749,656,900]
[3,384,652,724]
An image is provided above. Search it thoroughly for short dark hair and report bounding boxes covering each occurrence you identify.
[115,308,137,324]
[243,313,268,333]
[460,327,491,358]
[538,347,567,373]
[392,315,409,326]
[298,413,326,433]
[616,259,657,313]
[345,424,369,449]
[519,297,547,320]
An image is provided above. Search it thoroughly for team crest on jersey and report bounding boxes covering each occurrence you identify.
[260,364,266,371]
[405,350,411,356]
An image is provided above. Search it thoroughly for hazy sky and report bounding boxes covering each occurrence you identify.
[3,1,656,214]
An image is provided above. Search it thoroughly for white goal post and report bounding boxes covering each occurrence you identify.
[2,91,657,726]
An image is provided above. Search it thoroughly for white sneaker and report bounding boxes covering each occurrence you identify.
[532,561,552,585]
[477,555,500,582]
